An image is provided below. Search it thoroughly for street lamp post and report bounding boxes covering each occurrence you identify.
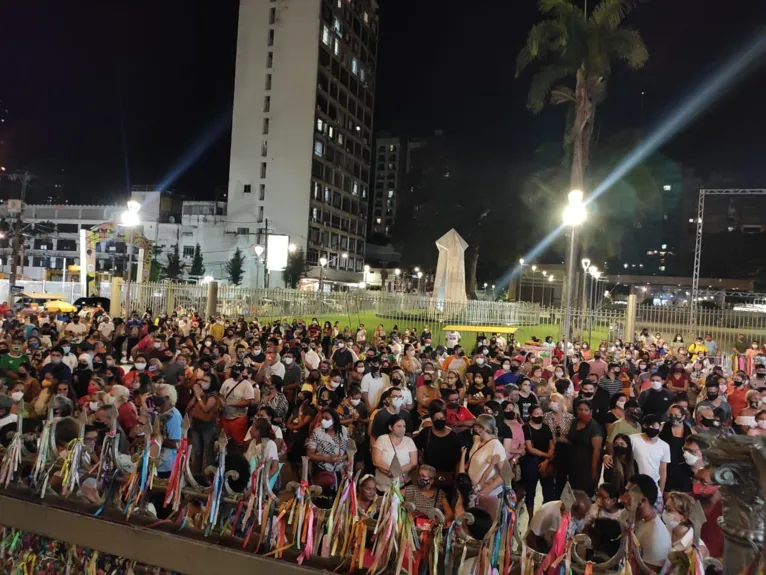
[541,271,548,306]
[580,258,591,336]
[531,265,538,305]
[562,190,586,352]
[120,200,141,311]
[588,266,599,345]
[517,258,528,302]
[417,271,423,294]
[254,244,265,289]
[548,274,555,307]
[394,268,401,292]
[363,264,370,286]
[318,256,328,293]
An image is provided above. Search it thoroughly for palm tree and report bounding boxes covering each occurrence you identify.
[516,0,649,191]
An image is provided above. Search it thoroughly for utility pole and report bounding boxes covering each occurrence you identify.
[262,218,270,289]
[7,172,31,295]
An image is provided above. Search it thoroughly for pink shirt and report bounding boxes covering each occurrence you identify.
[589,359,608,378]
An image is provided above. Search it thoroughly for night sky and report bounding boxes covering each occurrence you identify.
[1,0,765,203]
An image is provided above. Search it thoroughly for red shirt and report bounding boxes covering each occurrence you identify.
[118,401,138,435]
[136,335,155,355]
[727,385,749,420]
[701,499,724,558]
[446,405,474,426]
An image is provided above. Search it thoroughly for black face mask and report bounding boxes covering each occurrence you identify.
[701,417,717,428]
[614,445,630,457]
[644,427,660,438]
[530,415,543,424]
[581,392,594,399]
[154,397,167,408]
[432,419,447,431]
[706,392,719,401]
[503,412,515,420]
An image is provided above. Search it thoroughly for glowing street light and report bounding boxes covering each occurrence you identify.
[254,244,264,257]
[288,243,297,253]
[120,199,141,293]
[318,256,328,293]
[254,244,265,288]
[562,189,586,353]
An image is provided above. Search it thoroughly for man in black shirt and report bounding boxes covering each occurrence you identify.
[637,374,675,421]
[574,379,610,429]
[331,341,354,372]
[370,388,412,440]
[466,352,494,387]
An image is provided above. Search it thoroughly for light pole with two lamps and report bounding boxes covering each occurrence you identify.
[394,268,401,292]
[318,252,347,293]
[562,190,586,353]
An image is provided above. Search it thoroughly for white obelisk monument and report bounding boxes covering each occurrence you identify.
[431,229,468,309]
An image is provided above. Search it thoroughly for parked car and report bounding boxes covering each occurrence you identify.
[73,297,111,311]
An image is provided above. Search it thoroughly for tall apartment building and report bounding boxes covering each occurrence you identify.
[372,135,402,236]
[226,0,379,287]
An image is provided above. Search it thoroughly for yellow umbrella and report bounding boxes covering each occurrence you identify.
[44,300,78,313]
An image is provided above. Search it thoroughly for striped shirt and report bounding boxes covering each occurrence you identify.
[306,426,349,472]
[598,375,623,397]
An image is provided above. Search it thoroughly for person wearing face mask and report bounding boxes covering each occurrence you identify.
[659,404,693,492]
[603,393,627,432]
[494,358,520,387]
[692,466,724,559]
[443,345,469,380]
[466,351,494,388]
[415,371,441,419]
[361,356,389,411]
[386,368,413,410]
[400,343,421,389]
[71,353,94,398]
[306,407,349,490]
[629,414,670,498]
[585,482,627,525]
[746,410,766,437]
[348,360,366,387]
[330,339,354,374]
[516,377,539,423]
[693,405,720,437]
[746,340,763,359]
[623,474,671,570]
[338,385,368,445]
[403,464,454,521]
[64,314,87,344]
[637,374,675,421]
[727,370,750,421]
[695,378,732,423]
[372,414,418,491]
[735,389,762,433]
[598,363,624,397]
[370,388,412,441]
[258,375,289,423]
[280,350,303,399]
[520,405,555,517]
[574,380,609,426]
[220,365,255,445]
[751,364,766,389]
[14,361,41,405]
[465,372,491,417]
[187,373,221,474]
[567,400,603,496]
[681,436,706,478]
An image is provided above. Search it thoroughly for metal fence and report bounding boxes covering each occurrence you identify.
[120,283,766,348]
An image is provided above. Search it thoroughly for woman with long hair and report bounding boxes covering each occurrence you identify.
[244,417,280,488]
[187,372,221,474]
[307,407,349,491]
[603,433,635,492]
[467,414,507,512]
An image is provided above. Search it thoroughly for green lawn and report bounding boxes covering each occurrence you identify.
[258,311,610,348]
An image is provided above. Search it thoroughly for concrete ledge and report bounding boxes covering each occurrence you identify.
[0,493,321,575]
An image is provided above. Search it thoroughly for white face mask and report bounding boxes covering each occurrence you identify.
[758,420,766,430]
[134,363,146,371]
[330,380,340,389]
[321,418,334,429]
[616,400,626,410]
[651,380,663,391]
[683,451,699,466]
[284,357,294,365]
[554,371,564,378]
[356,367,365,374]
[11,391,24,403]
[549,402,561,413]
[566,384,574,396]
[89,401,100,412]
[104,395,116,405]
[350,398,361,406]
[201,381,211,391]
[391,397,404,409]
[476,358,485,366]
[106,360,114,367]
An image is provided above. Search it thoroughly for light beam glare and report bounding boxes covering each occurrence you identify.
[495,30,766,291]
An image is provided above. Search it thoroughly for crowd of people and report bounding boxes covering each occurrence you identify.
[0,307,752,570]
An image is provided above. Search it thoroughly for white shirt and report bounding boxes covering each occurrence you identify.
[43,353,78,371]
[98,321,114,339]
[361,372,390,408]
[65,322,87,342]
[495,336,507,351]
[245,424,283,442]
[245,438,279,474]
[266,361,285,380]
[303,349,321,371]
[630,434,671,485]
[373,434,416,490]
[635,515,672,567]
[446,331,461,347]
[467,437,507,495]
[220,377,255,419]
[528,500,564,537]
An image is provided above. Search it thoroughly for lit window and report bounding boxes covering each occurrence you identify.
[317,118,324,132]
[351,58,358,75]
[322,25,331,46]
[328,126,334,138]
[659,266,666,271]
[661,244,667,249]
[387,190,394,198]
[338,133,344,145]
[314,141,324,157]
[334,18,342,35]
[312,208,318,222]
[352,181,359,196]
[663,184,671,191]
[333,38,340,56]
[363,11,369,24]
[376,217,381,224]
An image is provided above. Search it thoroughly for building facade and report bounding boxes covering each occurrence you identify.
[225,0,379,288]
[372,135,402,236]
